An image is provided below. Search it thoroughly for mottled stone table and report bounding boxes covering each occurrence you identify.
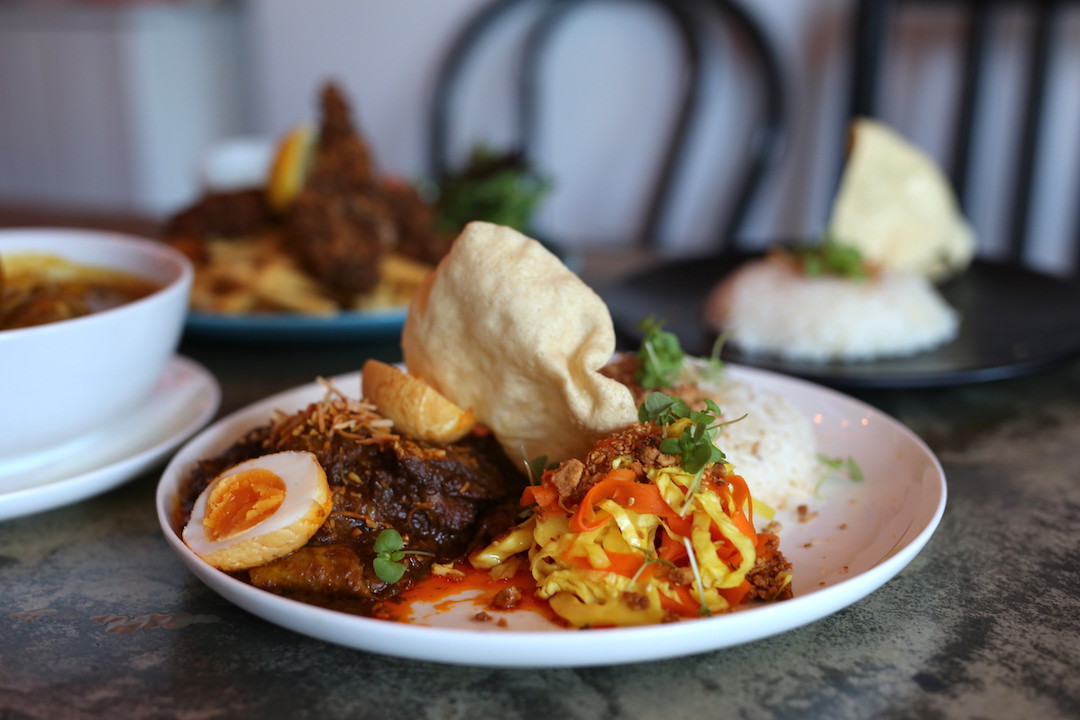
[2,310,1078,720]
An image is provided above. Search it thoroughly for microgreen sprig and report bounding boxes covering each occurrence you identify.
[638,392,745,515]
[522,451,554,486]
[638,392,695,428]
[792,231,869,280]
[817,454,864,482]
[682,536,712,617]
[628,549,677,589]
[372,529,433,584]
[814,453,865,496]
[635,316,684,389]
[638,393,729,472]
[699,331,730,383]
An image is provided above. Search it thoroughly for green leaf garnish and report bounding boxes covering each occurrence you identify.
[635,316,684,389]
[373,528,404,555]
[815,453,865,493]
[434,145,552,235]
[525,455,548,486]
[638,392,686,425]
[373,555,407,584]
[372,528,433,584]
[519,446,555,487]
[791,232,869,280]
[845,456,865,482]
[638,392,742,515]
[701,331,729,381]
[628,549,677,588]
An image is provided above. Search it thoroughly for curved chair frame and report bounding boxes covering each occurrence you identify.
[429,0,785,250]
[849,0,1074,266]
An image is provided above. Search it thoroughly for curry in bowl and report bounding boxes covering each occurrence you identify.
[0,253,161,331]
[0,227,191,460]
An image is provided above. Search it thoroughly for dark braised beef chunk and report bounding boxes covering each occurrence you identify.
[290,430,524,563]
[248,545,380,599]
[177,400,526,615]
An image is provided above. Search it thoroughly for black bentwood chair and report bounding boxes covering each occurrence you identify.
[428,0,787,252]
[825,0,1080,385]
[849,0,1080,275]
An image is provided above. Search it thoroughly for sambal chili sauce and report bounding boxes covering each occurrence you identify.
[377,561,563,627]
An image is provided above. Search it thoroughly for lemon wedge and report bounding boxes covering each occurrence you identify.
[267,124,315,213]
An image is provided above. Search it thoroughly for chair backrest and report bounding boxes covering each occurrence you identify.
[848,0,1079,272]
[429,0,785,251]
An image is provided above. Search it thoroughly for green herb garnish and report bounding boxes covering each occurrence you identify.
[434,145,552,235]
[697,331,730,384]
[638,392,688,426]
[635,316,684,389]
[638,392,744,514]
[815,453,865,494]
[523,452,553,486]
[659,407,725,476]
[846,456,864,482]
[628,549,676,588]
[791,232,868,280]
[638,393,729,473]
[682,536,712,617]
[372,529,434,584]
[373,529,407,584]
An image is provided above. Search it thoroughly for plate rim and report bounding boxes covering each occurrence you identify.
[156,363,947,667]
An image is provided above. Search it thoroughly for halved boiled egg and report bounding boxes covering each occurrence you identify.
[182,450,332,572]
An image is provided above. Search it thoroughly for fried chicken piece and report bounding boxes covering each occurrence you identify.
[310,83,377,185]
[162,189,273,263]
[287,191,394,300]
[379,179,453,266]
[164,188,272,239]
[285,83,396,300]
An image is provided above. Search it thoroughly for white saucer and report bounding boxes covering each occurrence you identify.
[0,356,220,521]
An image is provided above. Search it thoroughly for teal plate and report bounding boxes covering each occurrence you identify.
[184,306,408,344]
[182,240,579,345]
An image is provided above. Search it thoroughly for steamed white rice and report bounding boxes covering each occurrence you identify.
[705,257,959,363]
[683,359,818,512]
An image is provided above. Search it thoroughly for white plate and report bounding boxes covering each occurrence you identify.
[0,356,220,521]
[156,364,946,667]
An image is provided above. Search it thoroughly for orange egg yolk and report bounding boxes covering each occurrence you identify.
[203,468,287,542]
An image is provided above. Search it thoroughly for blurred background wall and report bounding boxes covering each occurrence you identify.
[0,1,249,215]
[1,0,1077,270]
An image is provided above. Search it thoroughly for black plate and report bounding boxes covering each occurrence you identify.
[601,252,1080,388]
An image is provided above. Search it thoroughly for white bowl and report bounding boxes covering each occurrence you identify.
[0,228,193,461]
